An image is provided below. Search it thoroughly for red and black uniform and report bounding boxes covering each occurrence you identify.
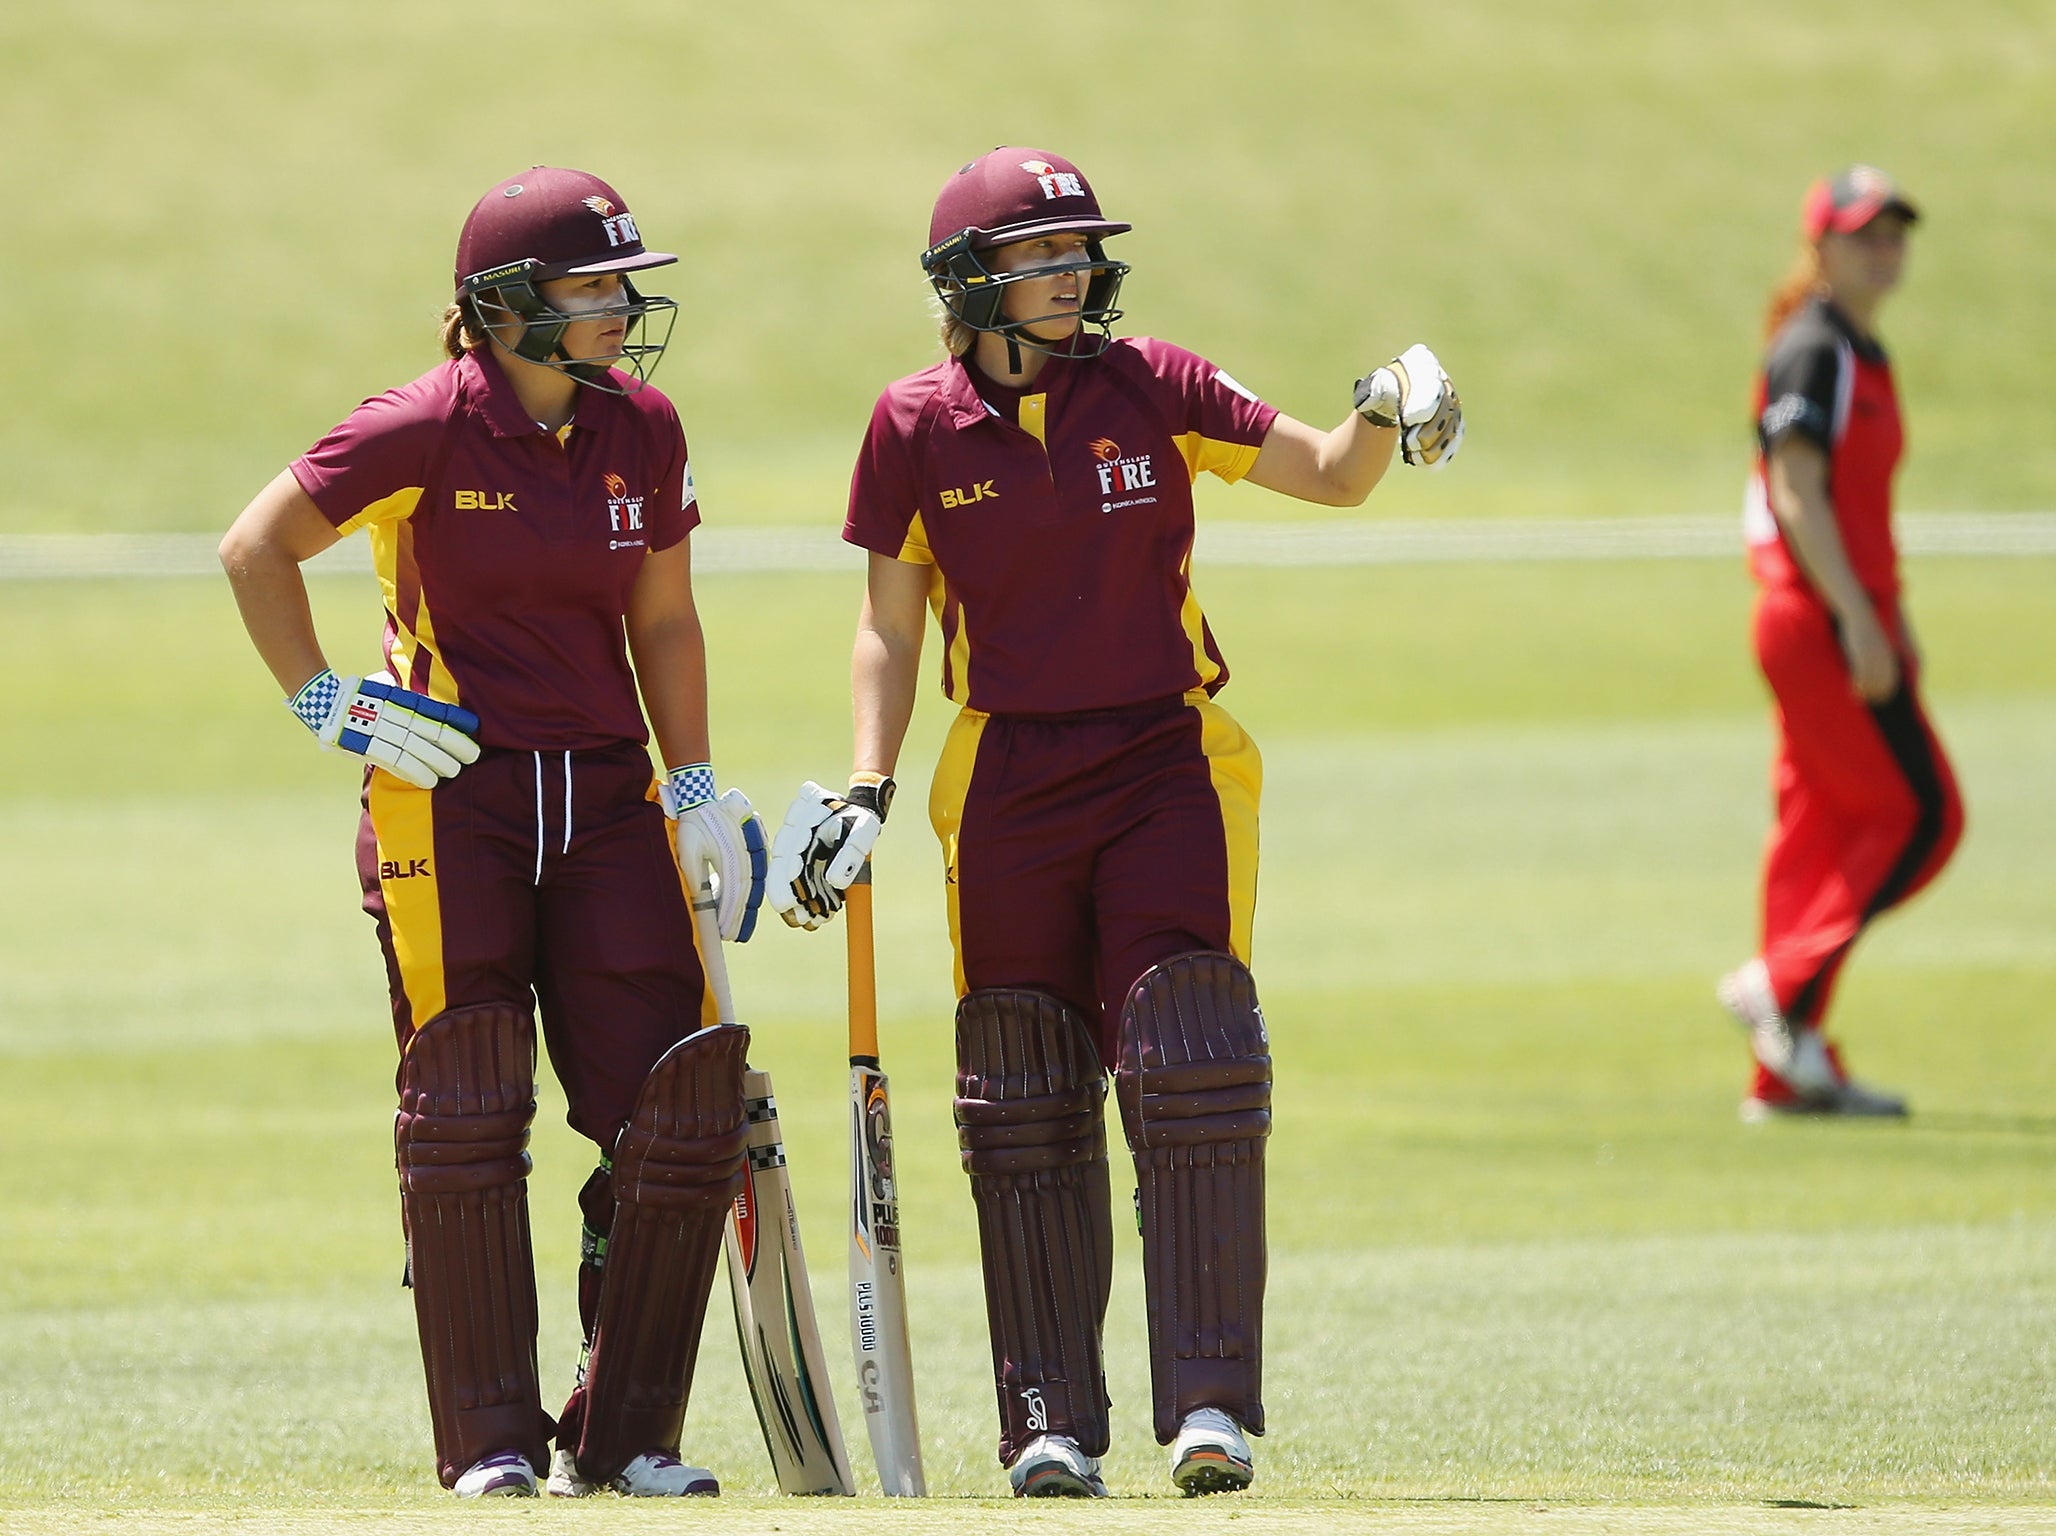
[845,337,1274,1049]
[1742,296,1963,1049]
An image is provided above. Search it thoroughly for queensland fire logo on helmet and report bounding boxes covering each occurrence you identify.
[583,193,641,249]
[1019,159,1086,201]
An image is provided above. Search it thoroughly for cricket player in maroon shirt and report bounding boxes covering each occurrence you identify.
[1721,166,1963,1121]
[766,147,1464,1497]
[220,168,767,1499]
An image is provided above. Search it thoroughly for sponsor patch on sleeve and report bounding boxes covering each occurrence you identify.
[682,461,696,510]
[1212,368,1259,403]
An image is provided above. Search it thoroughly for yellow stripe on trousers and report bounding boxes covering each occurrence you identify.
[1187,691,1262,965]
[926,706,991,999]
[367,767,447,1029]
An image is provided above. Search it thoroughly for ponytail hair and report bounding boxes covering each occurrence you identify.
[438,297,488,359]
[1763,240,1824,343]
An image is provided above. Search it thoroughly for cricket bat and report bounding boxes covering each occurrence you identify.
[845,863,927,1496]
[694,883,855,1497]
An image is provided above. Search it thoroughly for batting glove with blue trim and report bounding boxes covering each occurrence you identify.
[662,765,768,942]
[288,669,481,789]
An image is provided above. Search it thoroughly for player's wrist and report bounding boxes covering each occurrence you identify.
[845,771,896,825]
[287,667,343,738]
[662,761,717,817]
[1352,364,1403,429]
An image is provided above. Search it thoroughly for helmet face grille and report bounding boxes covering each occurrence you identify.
[470,273,678,394]
[926,238,1130,359]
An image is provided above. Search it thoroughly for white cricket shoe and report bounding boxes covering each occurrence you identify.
[1170,1407,1254,1496]
[1717,960,1838,1100]
[453,1450,537,1498]
[545,1446,719,1497]
[1008,1434,1109,1498]
[1741,1071,1910,1123]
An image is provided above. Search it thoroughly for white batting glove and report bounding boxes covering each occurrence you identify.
[1354,342,1465,470]
[766,775,894,930]
[661,766,768,942]
[287,668,481,789]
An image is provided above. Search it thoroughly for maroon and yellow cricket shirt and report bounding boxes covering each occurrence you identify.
[292,346,695,749]
[291,348,718,1094]
[843,337,1278,712]
[844,338,1278,1005]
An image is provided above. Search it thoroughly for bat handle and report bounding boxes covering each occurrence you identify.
[693,871,738,1026]
[846,861,879,1062]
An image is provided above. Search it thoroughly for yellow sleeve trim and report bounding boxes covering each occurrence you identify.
[1171,431,1261,486]
[895,509,937,565]
[333,485,425,539]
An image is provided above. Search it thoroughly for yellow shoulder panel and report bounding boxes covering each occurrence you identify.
[334,485,425,539]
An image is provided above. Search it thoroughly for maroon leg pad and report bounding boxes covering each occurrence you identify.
[1114,952,1270,1444]
[955,988,1114,1464]
[395,1003,551,1488]
[571,1024,749,1485]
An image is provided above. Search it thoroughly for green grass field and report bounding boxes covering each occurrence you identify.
[2,0,2051,533]
[4,1,2054,1529]
[2,555,2051,1531]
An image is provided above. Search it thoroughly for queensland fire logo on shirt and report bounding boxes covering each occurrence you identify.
[603,471,646,547]
[1020,159,1086,201]
[1090,437,1157,507]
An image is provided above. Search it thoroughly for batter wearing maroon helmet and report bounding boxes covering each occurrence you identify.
[767,147,1464,1497]
[1720,165,1964,1121]
[220,167,767,1498]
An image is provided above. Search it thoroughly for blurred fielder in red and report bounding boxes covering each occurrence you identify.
[1724,165,1964,1121]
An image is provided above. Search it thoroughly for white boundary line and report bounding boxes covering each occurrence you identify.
[3,514,2054,579]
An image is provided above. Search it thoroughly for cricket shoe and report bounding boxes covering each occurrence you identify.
[1170,1407,1255,1496]
[1741,1041,1909,1122]
[1008,1434,1109,1498]
[453,1450,537,1498]
[545,1447,719,1497]
[1717,959,1838,1100]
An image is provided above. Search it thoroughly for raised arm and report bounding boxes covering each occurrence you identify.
[1244,343,1463,505]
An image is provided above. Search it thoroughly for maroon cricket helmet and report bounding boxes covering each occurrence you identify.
[1801,165,1920,242]
[454,166,676,293]
[926,147,1132,252]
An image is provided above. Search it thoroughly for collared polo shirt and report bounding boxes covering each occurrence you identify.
[843,337,1277,714]
[292,348,694,750]
[1744,297,1904,602]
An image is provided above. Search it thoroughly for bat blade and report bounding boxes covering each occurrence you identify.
[848,1058,926,1496]
[725,1068,856,1496]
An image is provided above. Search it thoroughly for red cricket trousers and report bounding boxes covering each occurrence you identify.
[1752,583,1964,1034]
